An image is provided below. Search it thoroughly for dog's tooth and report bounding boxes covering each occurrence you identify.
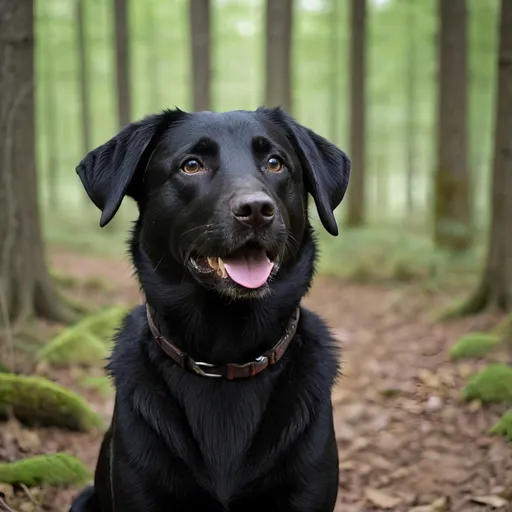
[218,258,228,279]
[207,257,218,270]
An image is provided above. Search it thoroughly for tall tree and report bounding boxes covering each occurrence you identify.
[76,0,92,156]
[189,0,211,112]
[146,0,161,112]
[42,16,59,210]
[346,0,366,227]
[264,0,293,113]
[0,0,73,335]
[433,0,471,251]
[114,0,131,128]
[404,0,417,214]
[463,0,512,313]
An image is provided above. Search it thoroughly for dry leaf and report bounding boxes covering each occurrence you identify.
[470,496,508,508]
[364,487,402,509]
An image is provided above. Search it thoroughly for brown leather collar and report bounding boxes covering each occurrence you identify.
[146,306,300,380]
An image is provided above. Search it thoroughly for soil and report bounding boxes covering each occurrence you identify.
[1,248,511,512]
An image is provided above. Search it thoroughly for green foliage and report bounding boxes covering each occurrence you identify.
[490,410,512,442]
[449,333,500,360]
[463,364,512,404]
[0,373,102,431]
[37,306,128,365]
[0,453,90,486]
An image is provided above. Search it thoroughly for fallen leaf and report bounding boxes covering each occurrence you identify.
[364,487,402,509]
[470,496,508,508]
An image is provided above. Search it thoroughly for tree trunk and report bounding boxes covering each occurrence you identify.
[42,17,59,211]
[405,0,416,215]
[433,0,471,251]
[465,0,512,313]
[264,0,293,113]
[114,0,131,128]
[0,0,74,335]
[146,0,161,112]
[346,0,366,227]
[76,0,92,156]
[189,0,211,112]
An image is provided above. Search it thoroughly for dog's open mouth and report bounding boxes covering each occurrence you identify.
[190,242,276,289]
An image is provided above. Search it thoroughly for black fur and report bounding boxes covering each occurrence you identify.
[70,108,350,512]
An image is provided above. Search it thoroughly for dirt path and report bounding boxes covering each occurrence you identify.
[8,250,512,511]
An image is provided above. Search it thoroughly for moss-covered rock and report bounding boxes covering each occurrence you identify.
[490,410,512,441]
[463,364,512,404]
[449,333,500,360]
[0,453,90,486]
[37,306,128,366]
[37,330,107,366]
[0,373,102,431]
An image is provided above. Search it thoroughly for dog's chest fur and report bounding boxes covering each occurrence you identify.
[110,306,338,506]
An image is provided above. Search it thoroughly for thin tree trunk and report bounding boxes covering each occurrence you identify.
[433,0,471,251]
[114,0,131,128]
[146,0,161,111]
[43,18,59,211]
[346,0,366,227]
[329,0,339,143]
[405,1,416,215]
[465,0,512,313]
[0,0,75,337]
[264,0,293,113]
[76,0,92,156]
[189,0,211,112]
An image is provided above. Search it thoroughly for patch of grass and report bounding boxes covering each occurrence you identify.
[0,453,90,486]
[0,373,103,431]
[463,364,512,404]
[449,333,500,360]
[490,410,512,442]
[317,224,483,287]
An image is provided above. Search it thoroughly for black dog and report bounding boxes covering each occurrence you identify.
[70,107,350,512]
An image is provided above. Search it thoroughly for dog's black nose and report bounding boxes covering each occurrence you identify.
[231,192,275,228]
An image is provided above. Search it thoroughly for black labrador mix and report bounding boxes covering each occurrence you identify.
[70,107,350,512]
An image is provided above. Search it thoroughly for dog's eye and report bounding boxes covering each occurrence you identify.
[181,159,203,174]
[266,157,283,173]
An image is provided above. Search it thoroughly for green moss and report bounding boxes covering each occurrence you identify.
[78,375,114,396]
[463,364,512,404]
[490,410,512,441]
[0,453,90,486]
[493,313,512,341]
[37,330,107,365]
[449,333,500,360]
[37,306,128,365]
[0,373,102,431]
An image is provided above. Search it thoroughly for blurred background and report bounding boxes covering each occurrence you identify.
[1,0,512,511]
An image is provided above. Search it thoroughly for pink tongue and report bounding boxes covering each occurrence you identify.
[222,250,274,289]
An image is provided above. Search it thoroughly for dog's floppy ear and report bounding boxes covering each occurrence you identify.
[76,111,179,227]
[259,108,351,236]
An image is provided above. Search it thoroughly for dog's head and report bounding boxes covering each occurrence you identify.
[77,108,350,299]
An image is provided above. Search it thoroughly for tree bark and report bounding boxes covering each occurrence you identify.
[405,0,416,215]
[76,0,92,155]
[0,0,74,335]
[114,0,131,128]
[465,0,512,313]
[146,0,161,112]
[189,0,211,112]
[433,0,471,251]
[264,0,293,113]
[346,0,366,227]
[42,16,59,211]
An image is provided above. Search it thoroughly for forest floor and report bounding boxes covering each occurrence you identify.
[2,247,512,512]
